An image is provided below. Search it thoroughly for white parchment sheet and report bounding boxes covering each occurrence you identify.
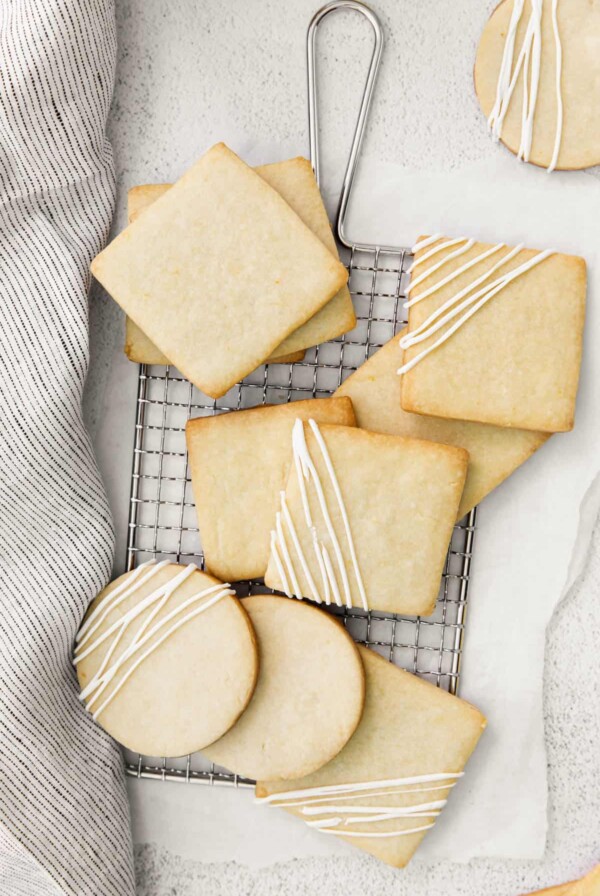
[128,152,600,864]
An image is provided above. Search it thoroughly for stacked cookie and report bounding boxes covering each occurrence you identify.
[186,398,468,616]
[334,234,586,520]
[92,144,356,396]
[75,562,485,868]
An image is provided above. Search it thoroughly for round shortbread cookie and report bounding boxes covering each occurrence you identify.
[474,0,600,170]
[202,595,365,781]
[74,562,258,757]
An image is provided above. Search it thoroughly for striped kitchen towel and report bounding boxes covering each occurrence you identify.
[0,1,135,894]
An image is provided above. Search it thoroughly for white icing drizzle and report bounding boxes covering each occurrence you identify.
[411,233,443,253]
[406,238,475,293]
[269,419,368,611]
[317,823,435,839]
[74,560,234,720]
[549,0,563,173]
[280,490,323,605]
[256,773,462,839]
[269,530,290,597]
[397,239,554,376]
[76,559,168,648]
[405,240,508,309]
[487,0,563,172]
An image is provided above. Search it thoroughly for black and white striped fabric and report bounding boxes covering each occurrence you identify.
[0,2,135,894]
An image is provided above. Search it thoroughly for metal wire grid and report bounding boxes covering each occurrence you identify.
[124,243,477,785]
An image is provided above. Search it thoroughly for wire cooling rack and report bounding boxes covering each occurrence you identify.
[123,1,477,784]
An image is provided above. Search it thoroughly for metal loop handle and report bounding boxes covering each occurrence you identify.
[307,0,384,247]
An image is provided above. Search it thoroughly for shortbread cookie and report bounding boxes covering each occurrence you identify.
[570,865,600,896]
[186,397,356,582]
[475,0,600,171]
[264,421,468,616]
[124,184,306,366]
[123,185,298,367]
[124,183,304,366]
[336,333,550,518]
[91,143,348,398]
[124,157,355,367]
[203,596,365,781]
[256,646,486,868]
[400,235,586,432]
[522,864,600,896]
[74,561,258,757]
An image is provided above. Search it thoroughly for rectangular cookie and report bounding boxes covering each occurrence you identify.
[91,143,348,399]
[400,235,586,432]
[124,157,355,367]
[264,421,468,616]
[186,397,356,582]
[256,646,486,868]
[336,333,550,518]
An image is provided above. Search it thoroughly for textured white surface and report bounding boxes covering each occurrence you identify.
[85,0,600,893]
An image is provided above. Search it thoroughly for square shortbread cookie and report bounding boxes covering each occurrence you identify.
[186,397,356,582]
[123,183,304,366]
[256,646,486,868]
[124,158,355,367]
[336,333,550,518]
[400,235,586,432]
[91,143,348,398]
[263,422,468,616]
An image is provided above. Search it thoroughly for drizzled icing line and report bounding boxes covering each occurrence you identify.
[256,772,462,839]
[397,238,554,376]
[74,560,234,720]
[270,419,368,611]
[487,0,563,173]
[406,238,475,292]
[549,0,563,172]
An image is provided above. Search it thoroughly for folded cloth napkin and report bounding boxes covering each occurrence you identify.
[0,1,135,894]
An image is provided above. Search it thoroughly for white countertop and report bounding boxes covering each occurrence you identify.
[86,0,600,892]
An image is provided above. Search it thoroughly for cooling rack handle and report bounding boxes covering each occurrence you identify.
[307,0,384,247]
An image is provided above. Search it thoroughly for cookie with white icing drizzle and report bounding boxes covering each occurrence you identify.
[263,420,468,616]
[202,595,365,781]
[256,646,486,868]
[186,397,356,582]
[74,562,258,757]
[475,0,600,171]
[400,234,586,432]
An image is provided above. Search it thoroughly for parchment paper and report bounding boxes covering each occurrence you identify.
[128,152,600,864]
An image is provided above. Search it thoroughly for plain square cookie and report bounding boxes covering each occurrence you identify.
[186,397,356,582]
[264,421,468,616]
[336,333,550,518]
[400,235,586,432]
[202,595,365,781]
[256,646,486,868]
[91,143,348,398]
[123,158,355,367]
